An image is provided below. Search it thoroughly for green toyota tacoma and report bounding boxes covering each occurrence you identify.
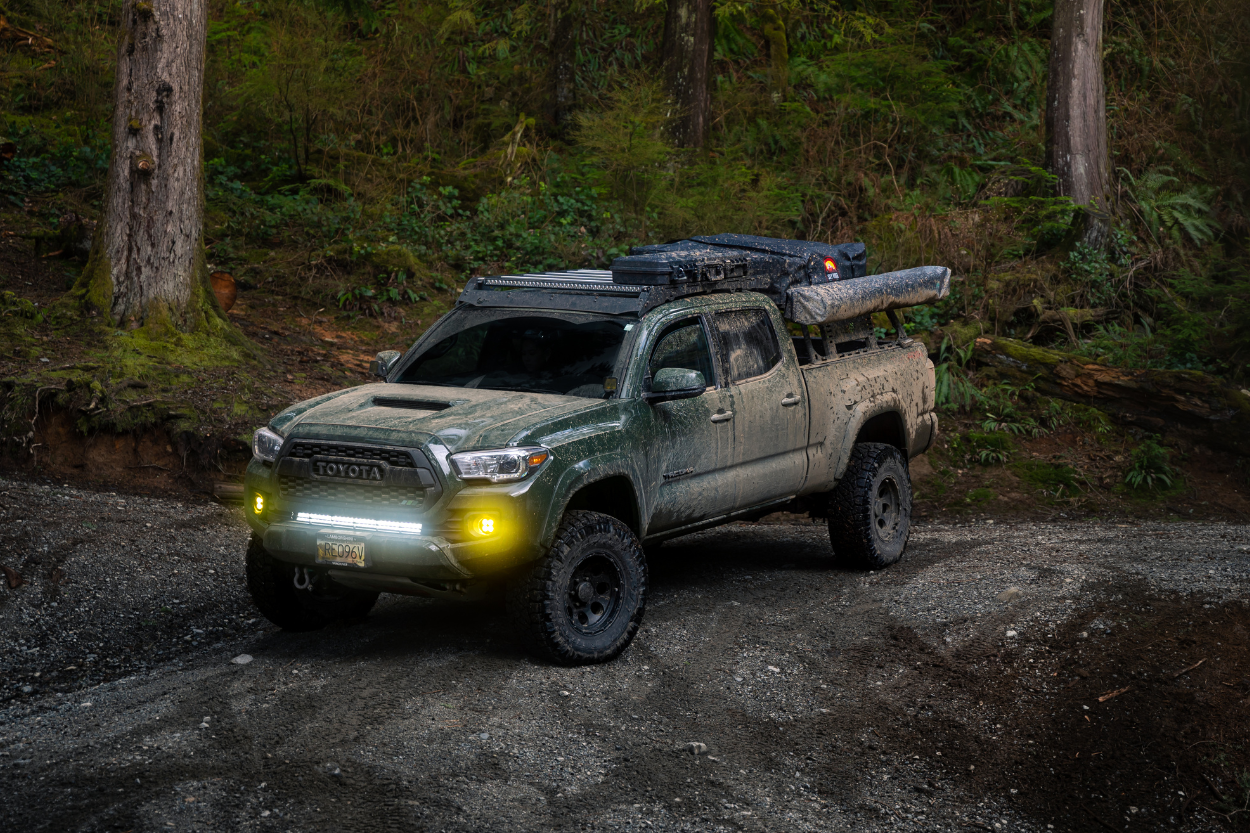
[242,235,949,664]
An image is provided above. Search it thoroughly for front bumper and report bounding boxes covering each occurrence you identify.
[261,521,471,581]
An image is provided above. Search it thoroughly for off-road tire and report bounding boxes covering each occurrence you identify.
[507,510,647,665]
[827,442,913,570]
[244,534,378,631]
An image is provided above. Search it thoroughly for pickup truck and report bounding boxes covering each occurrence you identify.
[242,235,948,664]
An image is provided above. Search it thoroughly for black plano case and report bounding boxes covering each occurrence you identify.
[608,245,751,286]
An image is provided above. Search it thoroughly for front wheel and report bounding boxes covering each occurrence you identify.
[507,511,647,665]
[245,534,378,631]
[827,442,913,570]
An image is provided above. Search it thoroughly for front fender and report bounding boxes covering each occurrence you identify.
[540,452,647,549]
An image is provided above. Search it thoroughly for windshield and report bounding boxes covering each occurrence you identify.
[397,309,631,397]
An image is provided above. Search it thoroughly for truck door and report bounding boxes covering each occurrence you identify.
[641,316,740,533]
[710,306,809,508]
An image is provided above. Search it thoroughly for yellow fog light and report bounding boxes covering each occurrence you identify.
[466,513,499,538]
[253,493,265,515]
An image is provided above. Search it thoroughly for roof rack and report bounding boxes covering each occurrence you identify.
[456,269,771,315]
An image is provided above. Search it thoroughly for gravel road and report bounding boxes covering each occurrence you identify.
[1,476,1249,833]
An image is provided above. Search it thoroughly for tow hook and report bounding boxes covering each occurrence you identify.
[293,567,315,591]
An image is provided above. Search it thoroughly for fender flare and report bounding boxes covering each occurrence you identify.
[539,452,647,548]
[832,393,913,481]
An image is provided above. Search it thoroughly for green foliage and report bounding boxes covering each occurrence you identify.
[573,79,673,227]
[948,431,1014,466]
[980,382,1043,436]
[2,0,1248,385]
[1121,166,1221,248]
[1124,436,1176,491]
[933,337,981,411]
[1015,459,1080,499]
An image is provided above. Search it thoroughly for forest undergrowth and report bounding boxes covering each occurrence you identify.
[0,0,1247,503]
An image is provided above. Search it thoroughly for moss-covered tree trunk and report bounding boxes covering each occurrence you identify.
[660,0,713,148]
[1045,0,1111,249]
[78,0,216,332]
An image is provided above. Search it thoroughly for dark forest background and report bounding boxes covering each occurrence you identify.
[1,0,1247,379]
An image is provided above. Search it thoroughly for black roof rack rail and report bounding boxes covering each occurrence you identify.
[457,267,776,315]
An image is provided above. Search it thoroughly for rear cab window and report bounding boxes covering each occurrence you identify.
[712,308,781,383]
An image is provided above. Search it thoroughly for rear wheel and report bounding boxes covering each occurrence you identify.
[827,442,913,570]
[245,534,378,631]
[507,511,647,665]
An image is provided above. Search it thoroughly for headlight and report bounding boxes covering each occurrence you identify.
[449,446,550,483]
[252,426,285,463]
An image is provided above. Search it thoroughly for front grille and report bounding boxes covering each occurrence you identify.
[279,476,425,508]
[285,441,415,468]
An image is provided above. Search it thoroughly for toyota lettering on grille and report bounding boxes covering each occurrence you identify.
[313,460,384,482]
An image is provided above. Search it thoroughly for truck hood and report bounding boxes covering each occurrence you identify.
[275,383,606,455]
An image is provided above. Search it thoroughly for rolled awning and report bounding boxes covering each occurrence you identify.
[785,266,951,325]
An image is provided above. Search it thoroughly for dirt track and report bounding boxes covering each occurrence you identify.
[2,478,1249,832]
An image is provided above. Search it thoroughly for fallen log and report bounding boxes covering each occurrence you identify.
[972,335,1250,455]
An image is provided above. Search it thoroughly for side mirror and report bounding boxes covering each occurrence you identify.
[644,367,706,403]
[369,350,402,380]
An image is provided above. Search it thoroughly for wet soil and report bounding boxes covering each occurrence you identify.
[2,478,1248,832]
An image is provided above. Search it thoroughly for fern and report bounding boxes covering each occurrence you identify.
[1120,166,1221,247]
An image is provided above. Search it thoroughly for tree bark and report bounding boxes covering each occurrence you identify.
[1045,0,1111,248]
[660,0,713,148]
[972,335,1250,456]
[78,0,214,331]
[548,0,578,131]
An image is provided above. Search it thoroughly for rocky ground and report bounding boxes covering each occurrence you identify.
[1,475,1249,832]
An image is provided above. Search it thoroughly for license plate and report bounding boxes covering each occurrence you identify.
[316,538,367,567]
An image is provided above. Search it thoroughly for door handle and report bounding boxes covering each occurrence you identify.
[710,410,733,423]
[781,394,801,406]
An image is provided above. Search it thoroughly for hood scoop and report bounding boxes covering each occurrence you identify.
[371,397,453,412]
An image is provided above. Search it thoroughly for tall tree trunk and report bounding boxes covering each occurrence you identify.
[548,0,578,131]
[661,0,713,148]
[78,0,214,332]
[1045,0,1111,249]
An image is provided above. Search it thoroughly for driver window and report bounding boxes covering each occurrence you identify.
[649,319,715,386]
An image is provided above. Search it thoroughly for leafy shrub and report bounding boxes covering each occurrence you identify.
[1123,436,1175,491]
[1120,166,1221,248]
[933,337,981,411]
[1015,460,1081,499]
[948,431,1014,466]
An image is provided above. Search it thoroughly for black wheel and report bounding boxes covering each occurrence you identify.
[827,442,913,570]
[507,510,647,665]
[244,534,378,631]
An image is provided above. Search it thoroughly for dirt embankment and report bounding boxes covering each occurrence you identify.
[1,478,1248,832]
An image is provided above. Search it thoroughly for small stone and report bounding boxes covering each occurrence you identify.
[479,733,489,740]
[1078,631,1089,639]
[1005,630,1018,638]
[996,587,1022,603]
[199,722,209,729]
[80,702,92,707]
[684,742,708,755]
[231,654,253,665]
[20,685,33,694]
[260,810,270,817]
[767,666,780,673]
[324,763,342,777]
[559,690,571,697]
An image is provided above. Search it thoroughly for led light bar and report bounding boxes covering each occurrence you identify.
[295,512,423,535]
